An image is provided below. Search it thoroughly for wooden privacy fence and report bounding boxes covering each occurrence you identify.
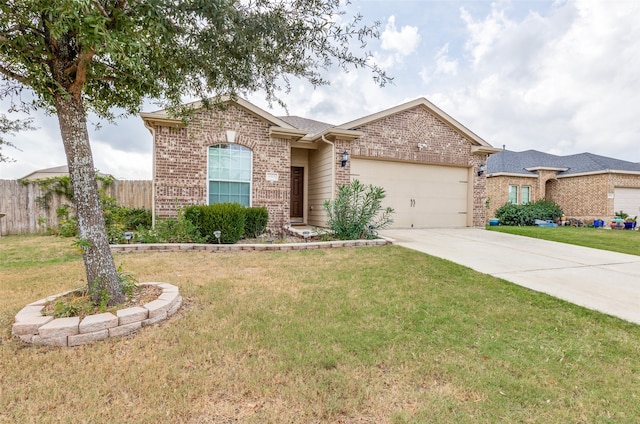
[0,180,152,235]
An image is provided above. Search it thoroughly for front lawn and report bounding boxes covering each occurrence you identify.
[1,235,639,423]
[487,225,640,256]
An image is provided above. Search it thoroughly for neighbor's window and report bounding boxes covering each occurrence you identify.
[208,144,252,206]
[508,185,518,204]
[521,186,531,204]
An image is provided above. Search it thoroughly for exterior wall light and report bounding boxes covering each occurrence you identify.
[477,164,486,176]
[341,150,349,167]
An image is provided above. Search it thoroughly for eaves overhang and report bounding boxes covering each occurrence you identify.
[556,169,640,178]
[486,172,538,178]
[525,166,568,172]
[139,112,183,127]
[472,146,502,155]
[305,128,364,142]
[269,127,308,140]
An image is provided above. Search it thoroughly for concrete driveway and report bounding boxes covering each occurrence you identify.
[380,228,640,325]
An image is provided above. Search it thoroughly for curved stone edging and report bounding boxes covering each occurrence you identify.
[12,283,181,347]
[110,238,390,253]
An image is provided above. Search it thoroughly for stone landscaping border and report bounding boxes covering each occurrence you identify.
[12,283,181,347]
[109,238,389,254]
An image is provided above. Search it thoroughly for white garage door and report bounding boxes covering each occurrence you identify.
[614,187,640,217]
[350,159,469,228]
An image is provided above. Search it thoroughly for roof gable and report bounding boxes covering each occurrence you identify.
[140,97,298,130]
[336,97,494,148]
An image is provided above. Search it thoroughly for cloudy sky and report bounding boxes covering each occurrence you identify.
[1,0,639,179]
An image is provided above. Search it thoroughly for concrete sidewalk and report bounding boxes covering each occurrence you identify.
[381,228,640,325]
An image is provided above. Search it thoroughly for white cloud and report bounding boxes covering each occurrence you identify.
[419,66,431,85]
[460,4,512,68]
[434,0,640,162]
[377,16,421,69]
[91,140,152,180]
[434,44,458,76]
[381,16,420,56]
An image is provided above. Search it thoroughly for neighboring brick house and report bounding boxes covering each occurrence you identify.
[486,149,640,223]
[140,97,499,233]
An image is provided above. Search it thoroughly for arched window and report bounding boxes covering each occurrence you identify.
[208,144,252,206]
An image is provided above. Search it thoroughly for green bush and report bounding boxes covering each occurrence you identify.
[244,207,269,238]
[323,179,394,240]
[52,194,152,242]
[135,209,206,244]
[106,224,126,244]
[495,199,563,226]
[55,204,78,237]
[117,207,152,230]
[103,198,152,243]
[184,203,246,243]
[102,196,152,231]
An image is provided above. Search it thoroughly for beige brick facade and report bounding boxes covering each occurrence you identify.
[144,98,496,231]
[149,103,292,231]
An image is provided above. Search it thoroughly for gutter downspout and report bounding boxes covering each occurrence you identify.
[143,120,157,228]
[321,135,336,202]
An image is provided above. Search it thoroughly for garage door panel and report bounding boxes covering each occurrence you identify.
[351,159,469,228]
[614,188,640,217]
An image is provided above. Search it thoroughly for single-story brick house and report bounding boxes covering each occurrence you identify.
[486,149,640,222]
[140,97,499,232]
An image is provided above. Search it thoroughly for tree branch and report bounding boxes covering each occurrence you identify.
[0,64,29,86]
[90,0,109,18]
[68,48,95,95]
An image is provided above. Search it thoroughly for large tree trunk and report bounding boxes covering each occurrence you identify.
[53,94,125,306]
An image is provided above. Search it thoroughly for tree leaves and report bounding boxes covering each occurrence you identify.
[0,0,391,116]
[0,113,33,162]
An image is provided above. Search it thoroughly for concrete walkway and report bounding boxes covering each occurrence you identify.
[381,228,640,325]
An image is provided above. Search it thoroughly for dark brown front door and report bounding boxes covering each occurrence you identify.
[290,166,304,219]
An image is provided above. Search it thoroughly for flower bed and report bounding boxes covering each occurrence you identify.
[12,283,181,347]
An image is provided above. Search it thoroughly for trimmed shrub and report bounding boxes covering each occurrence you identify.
[244,207,269,238]
[495,199,563,226]
[184,203,246,243]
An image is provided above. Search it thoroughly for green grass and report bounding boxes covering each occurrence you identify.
[487,225,640,256]
[0,235,81,268]
[1,235,640,422]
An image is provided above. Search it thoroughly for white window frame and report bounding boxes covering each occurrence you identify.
[207,143,253,207]
[508,185,519,204]
[521,186,531,204]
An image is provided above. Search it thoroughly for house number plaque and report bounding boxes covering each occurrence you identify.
[266,172,279,182]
